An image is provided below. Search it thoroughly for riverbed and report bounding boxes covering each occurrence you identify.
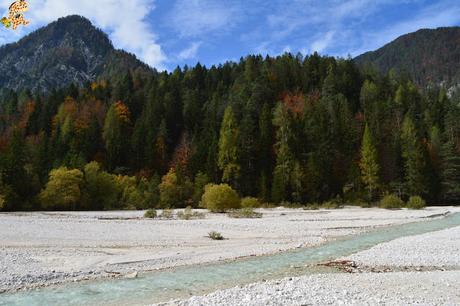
[1,207,459,304]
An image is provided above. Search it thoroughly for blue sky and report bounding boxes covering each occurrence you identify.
[1,0,460,71]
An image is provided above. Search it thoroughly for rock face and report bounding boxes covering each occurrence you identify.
[0,15,151,93]
[355,27,460,90]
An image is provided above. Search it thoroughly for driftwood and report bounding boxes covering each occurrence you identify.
[318,260,358,273]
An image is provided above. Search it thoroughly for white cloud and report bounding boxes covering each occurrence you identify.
[169,0,241,38]
[0,0,167,70]
[178,41,201,60]
[258,0,377,56]
[310,31,335,53]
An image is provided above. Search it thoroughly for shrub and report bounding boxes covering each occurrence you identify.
[82,162,118,210]
[159,169,193,208]
[279,201,303,208]
[208,231,224,240]
[406,196,426,210]
[192,172,209,207]
[228,207,262,219]
[177,206,206,220]
[379,194,404,209]
[201,184,240,212]
[159,208,174,219]
[321,196,344,209]
[39,167,84,210]
[240,197,261,208]
[0,195,5,211]
[144,209,157,219]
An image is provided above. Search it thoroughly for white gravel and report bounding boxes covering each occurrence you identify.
[160,271,460,306]
[0,206,458,293]
[345,225,460,268]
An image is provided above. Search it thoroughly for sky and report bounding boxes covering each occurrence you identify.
[0,0,460,71]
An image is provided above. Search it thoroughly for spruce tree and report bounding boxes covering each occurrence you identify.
[272,103,295,203]
[360,124,379,200]
[401,116,426,197]
[440,140,460,203]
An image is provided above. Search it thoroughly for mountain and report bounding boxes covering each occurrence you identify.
[0,15,152,93]
[355,27,460,90]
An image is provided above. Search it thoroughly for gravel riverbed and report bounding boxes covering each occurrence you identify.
[160,271,460,306]
[1,207,459,295]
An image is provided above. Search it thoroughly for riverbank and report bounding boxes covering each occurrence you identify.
[1,207,459,293]
[161,270,460,305]
[162,217,460,306]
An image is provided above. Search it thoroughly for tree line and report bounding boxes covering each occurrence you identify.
[0,52,459,211]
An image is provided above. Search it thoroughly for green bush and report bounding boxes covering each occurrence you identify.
[201,184,240,212]
[240,197,261,208]
[406,196,426,210]
[177,206,206,220]
[379,194,404,209]
[144,209,157,219]
[208,231,224,240]
[83,162,118,210]
[228,207,262,218]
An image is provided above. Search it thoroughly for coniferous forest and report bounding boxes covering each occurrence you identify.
[1,53,460,211]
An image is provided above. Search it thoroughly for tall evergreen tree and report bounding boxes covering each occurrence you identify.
[440,139,460,203]
[218,106,240,188]
[360,124,379,200]
[272,103,295,203]
[401,115,426,197]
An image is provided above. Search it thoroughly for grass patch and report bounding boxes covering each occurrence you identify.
[177,206,206,220]
[159,208,174,219]
[228,207,262,218]
[303,203,320,210]
[208,231,224,240]
[144,209,157,219]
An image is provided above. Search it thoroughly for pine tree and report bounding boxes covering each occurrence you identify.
[360,124,379,200]
[218,106,240,188]
[440,139,460,203]
[103,101,131,170]
[272,103,295,203]
[401,116,426,197]
[258,103,274,201]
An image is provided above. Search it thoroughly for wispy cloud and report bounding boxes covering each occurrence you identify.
[178,41,201,60]
[310,31,335,53]
[0,0,167,69]
[168,0,242,38]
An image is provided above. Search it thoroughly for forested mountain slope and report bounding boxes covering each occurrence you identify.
[355,27,460,90]
[0,18,459,212]
[0,15,151,93]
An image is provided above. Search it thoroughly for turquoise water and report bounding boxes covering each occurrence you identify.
[1,212,460,306]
